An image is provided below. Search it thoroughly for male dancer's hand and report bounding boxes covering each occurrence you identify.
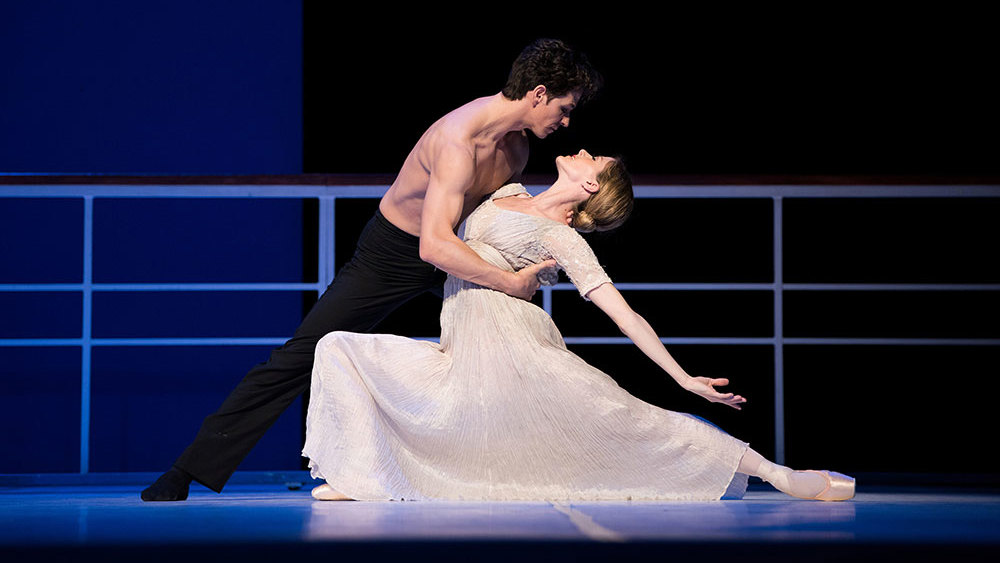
[508,260,558,300]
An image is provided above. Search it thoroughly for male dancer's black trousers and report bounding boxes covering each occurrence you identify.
[174,210,445,492]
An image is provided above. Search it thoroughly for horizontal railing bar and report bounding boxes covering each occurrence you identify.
[0,185,390,198]
[0,284,85,291]
[3,184,1000,198]
[94,283,323,291]
[631,185,1000,198]
[560,337,1000,346]
[783,284,1000,291]
[0,338,286,346]
[783,338,1000,346]
[564,337,774,345]
[551,283,1000,292]
[5,282,998,292]
[5,282,997,292]
[0,283,325,291]
[4,336,998,347]
[594,283,773,291]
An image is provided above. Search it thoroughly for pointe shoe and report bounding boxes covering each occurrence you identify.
[795,470,855,501]
[311,483,352,501]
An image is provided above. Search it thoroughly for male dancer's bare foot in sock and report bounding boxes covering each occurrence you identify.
[141,466,192,501]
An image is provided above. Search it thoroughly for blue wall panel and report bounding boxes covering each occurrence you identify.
[93,198,307,283]
[0,198,83,283]
[0,347,81,473]
[0,1,302,174]
[93,291,310,338]
[0,292,82,338]
[90,346,303,472]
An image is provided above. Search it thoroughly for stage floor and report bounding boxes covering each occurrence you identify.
[2,481,998,562]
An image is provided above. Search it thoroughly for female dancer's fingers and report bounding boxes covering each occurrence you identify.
[720,393,745,409]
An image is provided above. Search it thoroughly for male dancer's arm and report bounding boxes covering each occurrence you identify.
[418,142,554,300]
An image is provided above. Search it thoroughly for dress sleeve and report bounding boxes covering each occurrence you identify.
[540,225,612,301]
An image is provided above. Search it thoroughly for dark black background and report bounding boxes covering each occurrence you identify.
[305,6,999,476]
[304,6,996,177]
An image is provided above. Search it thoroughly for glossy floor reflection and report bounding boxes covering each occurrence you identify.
[1,482,998,561]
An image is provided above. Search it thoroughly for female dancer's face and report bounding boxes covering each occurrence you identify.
[556,149,615,194]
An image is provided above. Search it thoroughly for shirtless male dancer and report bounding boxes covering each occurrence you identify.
[141,38,602,501]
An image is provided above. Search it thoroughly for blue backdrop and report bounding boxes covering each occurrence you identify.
[1,1,305,474]
[0,1,301,174]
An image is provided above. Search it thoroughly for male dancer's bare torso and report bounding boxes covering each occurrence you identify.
[378,95,529,237]
[374,90,576,299]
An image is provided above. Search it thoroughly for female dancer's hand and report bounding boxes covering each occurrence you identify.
[587,284,747,411]
[681,377,747,410]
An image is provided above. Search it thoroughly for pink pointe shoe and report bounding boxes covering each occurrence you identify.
[311,484,353,501]
[794,470,855,501]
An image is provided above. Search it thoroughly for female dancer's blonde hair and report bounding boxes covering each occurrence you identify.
[571,158,634,233]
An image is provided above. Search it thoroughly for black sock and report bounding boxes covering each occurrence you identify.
[140,466,193,501]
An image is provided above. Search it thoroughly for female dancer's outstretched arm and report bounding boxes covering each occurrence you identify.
[587,282,855,500]
[585,282,747,410]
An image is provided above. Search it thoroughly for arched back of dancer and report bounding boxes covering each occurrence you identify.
[304,151,855,502]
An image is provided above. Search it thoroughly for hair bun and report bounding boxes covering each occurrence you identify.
[573,210,596,233]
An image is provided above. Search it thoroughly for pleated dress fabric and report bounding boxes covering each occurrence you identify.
[302,184,749,501]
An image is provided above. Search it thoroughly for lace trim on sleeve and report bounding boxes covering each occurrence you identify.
[540,225,612,301]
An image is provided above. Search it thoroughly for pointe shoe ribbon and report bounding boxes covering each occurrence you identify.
[801,470,855,501]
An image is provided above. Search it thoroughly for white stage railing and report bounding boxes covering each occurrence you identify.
[3,182,999,471]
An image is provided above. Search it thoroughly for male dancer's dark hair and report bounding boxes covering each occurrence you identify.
[501,38,603,103]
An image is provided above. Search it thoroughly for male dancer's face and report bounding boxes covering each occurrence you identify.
[530,89,580,139]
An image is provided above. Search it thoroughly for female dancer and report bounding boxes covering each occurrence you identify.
[303,150,854,502]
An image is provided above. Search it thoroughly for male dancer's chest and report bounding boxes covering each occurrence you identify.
[460,142,522,219]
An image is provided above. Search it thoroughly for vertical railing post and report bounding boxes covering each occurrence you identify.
[773,196,785,465]
[81,196,94,474]
[317,196,336,291]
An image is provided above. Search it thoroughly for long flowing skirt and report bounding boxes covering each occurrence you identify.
[302,263,749,501]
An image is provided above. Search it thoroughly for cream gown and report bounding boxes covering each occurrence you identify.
[302,184,749,501]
